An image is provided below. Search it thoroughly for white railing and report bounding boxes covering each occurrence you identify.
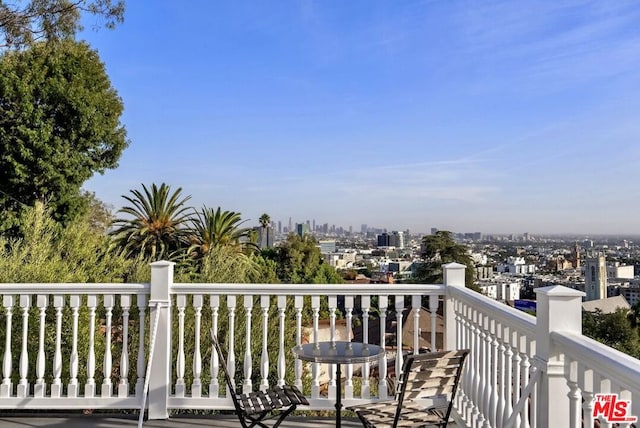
[0,261,444,417]
[0,283,149,409]
[444,264,640,428]
[0,261,638,428]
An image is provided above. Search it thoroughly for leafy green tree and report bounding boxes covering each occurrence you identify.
[0,40,128,232]
[628,302,640,328]
[0,0,124,48]
[0,201,139,283]
[262,234,342,284]
[110,183,192,261]
[187,206,252,259]
[414,230,479,291]
[583,308,640,358]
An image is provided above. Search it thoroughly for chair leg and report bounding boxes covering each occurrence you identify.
[243,411,270,428]
[271,405,297,428]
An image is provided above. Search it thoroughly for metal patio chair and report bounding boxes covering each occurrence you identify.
[211,331,308,428]
[348,349,469,428]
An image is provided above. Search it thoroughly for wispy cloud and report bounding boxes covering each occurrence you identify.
[453,0,640,91]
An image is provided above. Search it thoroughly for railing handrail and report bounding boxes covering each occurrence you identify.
[172,282,445,296]
[0,283,149,294]
[447,284,537,337]
[551,330,640,392]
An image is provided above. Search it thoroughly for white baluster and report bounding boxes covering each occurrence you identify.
[294,296,303,390]
[85,295,97,397]
[472,309,483,427]
[580,366,594,428]
[495,321,505,427]
[102,294,114,397]
[378,295,388,399]
[33,295,47,398]
[519,341,531,428]
[454,299,465,412]
[243,295,254,394]
[311,295,320,399]
[528,344,538,428]
[17,295,30,398]
[566,357,581,428]
[227,295,236,392]
[260,295,271,391]
[174,294,186,397]
[463,304,474,423]
[277,296,286,388]
[394,295,404,380]
[597,374,612,428]
[1,296,13,397]
[482,315,493,428]
[344,295,354,399]
[210,295,220,397]
[477,314,487,427]
[502,326,514,426]
[260,295,270,392]
[469,308,480,426]
[361,295,371,399]
[411,295,420,354]
[135,294,147,398]
[429,294,438,351]
[192,294,203,398]
[328,295,337,400]
[119,295,131,397]
[51,295,64,398]
[617,388,634,428]
[511,331,522,428]
[489,320,500,427]
[68,295,80,397]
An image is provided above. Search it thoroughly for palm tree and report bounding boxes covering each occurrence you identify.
[259,213,271,229]
[258,213,272,248]
[188,206,252,258]
[109,183,192,261]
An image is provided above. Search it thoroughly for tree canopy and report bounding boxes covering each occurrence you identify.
[0,39,128,231]
[0,0,124,48]
[583,308,640,358]
[414,230,479,291]
[261,234,343,284]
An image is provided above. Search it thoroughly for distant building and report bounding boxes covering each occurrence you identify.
[296,223,309,237]
[582,295,630,314]
[255,226,274,249]
[498,257,536,275]
[607,262,634,280]
[318,240,337,254]
[585,253,607,301]
[377,231,404,249]
[475,266,494,280]
[478,279,522,301]
[617,283,640,306]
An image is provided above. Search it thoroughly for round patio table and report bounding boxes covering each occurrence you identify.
[293,341,384,428]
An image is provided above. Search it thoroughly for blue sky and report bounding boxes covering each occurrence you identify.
[82,0,640,234]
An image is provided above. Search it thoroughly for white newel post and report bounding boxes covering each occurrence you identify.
[443,262,466,351]
[148,261,174,420]
[534,285,584,428]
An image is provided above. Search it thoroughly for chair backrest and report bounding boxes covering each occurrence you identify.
[211,330,242,410]
[394,349,469,426]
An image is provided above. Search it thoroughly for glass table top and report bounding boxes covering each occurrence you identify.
[292,341,384,364]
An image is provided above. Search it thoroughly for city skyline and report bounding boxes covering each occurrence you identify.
[82,1,640,234]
